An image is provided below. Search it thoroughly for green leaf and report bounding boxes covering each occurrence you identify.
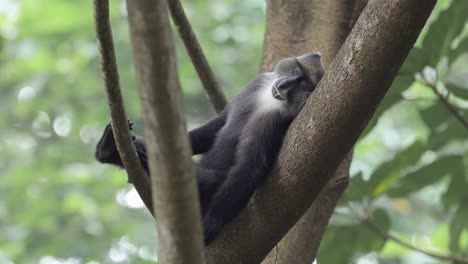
[344,172,371,202]
[449,37,468,63]
[449,196,468,252]
[318,209,390,263]
[0,33,4,52]
[427,118,468,150]
[422,0,468,66]
[445,53,468,98]
[361,47,427,138]
[345,142,425,201]
[418,102,468,139]
[387,155,463,197]
[367,141,425,197]
[447,83,468,99]
[400,47,427,74]
[436,56,449,80]
[419,103,451,129]
[442,167,468,208]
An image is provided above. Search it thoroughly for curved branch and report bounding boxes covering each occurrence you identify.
[361,218,468,263]
[93,0,153,214]
[167,0,227,113]
[205,0,436,262]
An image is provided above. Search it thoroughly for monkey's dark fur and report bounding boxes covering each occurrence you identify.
[95,53,324,244]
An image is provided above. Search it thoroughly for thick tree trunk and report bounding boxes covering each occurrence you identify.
[126,1,205,263]
[260,0,357,70]
[205,0,435,263]
[262,155,351,264]
[261,1,366,263]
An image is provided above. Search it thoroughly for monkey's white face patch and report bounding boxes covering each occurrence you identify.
[256,78,286,112]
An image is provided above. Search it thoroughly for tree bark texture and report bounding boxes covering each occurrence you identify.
[260,0,357,70]
[262,1,366,263]
[205,0,435,263]
[262,154,352,264]
[126,1,205,263]
[93,0,153,213]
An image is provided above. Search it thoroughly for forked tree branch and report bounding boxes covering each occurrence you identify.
[261,1,366,262]
[93,0,153,214]
[205,0,436,262]
[126,0,205,263]
[167,0,228,113]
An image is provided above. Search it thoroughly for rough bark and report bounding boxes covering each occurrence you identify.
[262,1,366,263]
[262,155,351,264]
[260,0,357,70]
[93,0,153,214]
[126,1,205,263]
[205,0,435,263]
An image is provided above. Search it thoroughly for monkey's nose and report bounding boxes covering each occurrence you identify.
[271,86,285,100]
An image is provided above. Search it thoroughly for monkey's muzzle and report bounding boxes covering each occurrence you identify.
[272,75,303,101]
[272,86,286,100]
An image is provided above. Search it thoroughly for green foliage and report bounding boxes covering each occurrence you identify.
[0,0,467,263]
[318,209,390,263]
[326,0,468,262]
[422,0,468,66]
[0,0,265,263]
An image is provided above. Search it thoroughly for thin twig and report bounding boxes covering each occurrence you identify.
[421,80,468,130]
[93,0,154,215]
[361,218,468,263]
[167,0,228,113]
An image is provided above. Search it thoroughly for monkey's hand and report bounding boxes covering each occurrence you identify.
[202,213,224,245]
[95,119,136,163]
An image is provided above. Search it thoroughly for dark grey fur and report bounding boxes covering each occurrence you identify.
[95,53,324,244]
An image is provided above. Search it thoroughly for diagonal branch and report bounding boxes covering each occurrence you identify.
[361,217,468,263]
[205,0,436,262]
[262,1,366,262]
[167,0,227,113]
[93,0,153,214]
[421,80,468,130]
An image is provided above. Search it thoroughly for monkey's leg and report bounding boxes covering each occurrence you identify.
[196,166,226,216]
[201,113,291,244]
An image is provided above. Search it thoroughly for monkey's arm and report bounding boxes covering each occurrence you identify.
[189,110,228,155]
[202,112,292,244]
[95,109,227,172]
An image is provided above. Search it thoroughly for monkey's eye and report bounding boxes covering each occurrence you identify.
[293,68,301,76]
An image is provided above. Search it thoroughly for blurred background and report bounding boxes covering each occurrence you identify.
[0,0,466,263]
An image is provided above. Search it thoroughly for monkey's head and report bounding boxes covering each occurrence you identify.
[271,53,324,115]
